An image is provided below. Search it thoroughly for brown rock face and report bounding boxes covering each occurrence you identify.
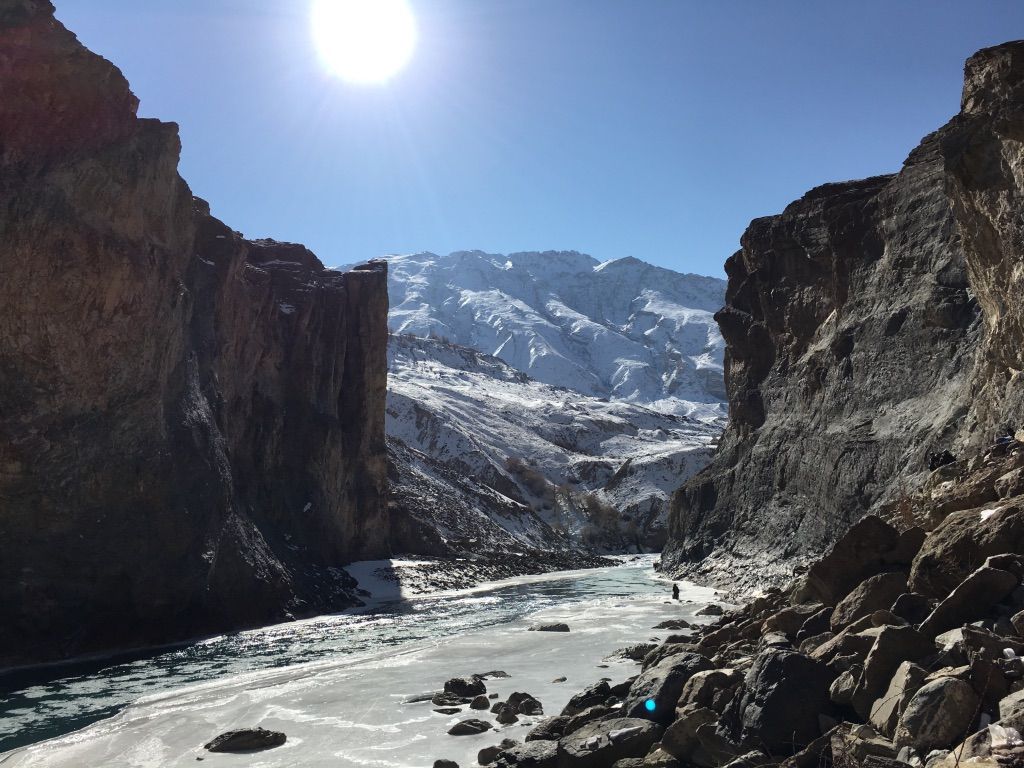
[0,1,389,666]
[665,40,1024,588]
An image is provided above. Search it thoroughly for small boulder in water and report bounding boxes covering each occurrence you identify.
[433,761,459,768]
[496,704,519,725]
[529,623,570,632]
[445,677,486,697]
[696,604,724,617]
[203,728,286,753]
[471,695,490,710]
[448,718,493,736]
[434,707,462,715]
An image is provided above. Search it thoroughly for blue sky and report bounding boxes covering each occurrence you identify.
[55,1,1024,277]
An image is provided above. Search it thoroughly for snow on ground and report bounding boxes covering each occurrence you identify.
[387,334,724,552]
[363,250,728,412]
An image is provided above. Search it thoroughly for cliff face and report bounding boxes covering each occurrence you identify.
[0,0,389,666]
[665,40,1024,589]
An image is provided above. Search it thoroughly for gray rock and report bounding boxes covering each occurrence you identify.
[660,706,717,762]
[529,623,569,632]
[479,739,518,766]
[525,716,569,742]
[869,661,928,737]
[678,668,742,710]
[562,681,612,717]
[891,593,933,625]
[852,626,936,719]
[653,619,693,630]
[448,718,493,736]
[622,652,714,725]
[493,739,558,768]
[735,648,836,754]
[831,572,910,631]
[496,705,519,725]
[696,604,724,617]
[557,718,663,768]
[918,566,1019,637]
[445,677,486,697]
[433,761,459,768]
[471,695,491,710]
[203,728,286,753]
[434,707,462,715]
[893,678,979,752]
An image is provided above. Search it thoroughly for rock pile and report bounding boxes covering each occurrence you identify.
[479,441,1024,767]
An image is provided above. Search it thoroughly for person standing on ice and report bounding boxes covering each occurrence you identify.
[672,583,680,600]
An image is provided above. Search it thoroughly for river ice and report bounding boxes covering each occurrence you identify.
[1,558,718,768]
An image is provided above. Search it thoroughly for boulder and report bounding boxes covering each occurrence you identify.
[433,761,459,768]
[830,668,860,707]
[622,652,714,725]
[529,623,570,632]
[434,692,471,707]
[496,705,519,725]
[795,606,834,642]
[735,649,836,754]
[918,566,1019,637]
[563,705,616,737]
[642,643,701,670]
[493,740,559,768]
[611,644,658,663]
[448,719,493,736]
[798,632,835,655]
[506,692,543,715]
[479,739,518,766]
[830,723,899,764]
[434,707,462,715]
[557,718,663,768]
[831,572,910,631]
[526,716,570,742]
[472,695,491,710]
[869,661,928,737]
[679,668,742,710]
[562,681,612,717]
[763,603,824,637]
[660,706,717,762]
[697,604,725,616]
[893,678,979,752]
[891,593,933,625]
[203,728,286,753]
[654,619,693,630]
[793,517,923,606]
[909,505,1024,599]
[445,677,486,697]
[852,626,936,719]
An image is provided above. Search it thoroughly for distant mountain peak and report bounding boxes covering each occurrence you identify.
[382,250,727,414]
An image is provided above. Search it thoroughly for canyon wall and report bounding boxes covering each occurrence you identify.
[665,40,1024,589]
[0,0,389,666]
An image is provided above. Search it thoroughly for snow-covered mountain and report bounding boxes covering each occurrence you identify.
[385,251,727,416]
[386,334,722,554]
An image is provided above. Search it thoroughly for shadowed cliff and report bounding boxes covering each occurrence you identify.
[0,0,389,666]
[665,40,1024,590]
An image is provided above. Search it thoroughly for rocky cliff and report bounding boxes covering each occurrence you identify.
[665,40,1024,589]
[0,0,389,666]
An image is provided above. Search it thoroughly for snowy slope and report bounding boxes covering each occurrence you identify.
[382,251,727,415]
[387,334,722,553]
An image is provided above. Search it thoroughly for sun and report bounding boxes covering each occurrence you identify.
[311,0,417,85]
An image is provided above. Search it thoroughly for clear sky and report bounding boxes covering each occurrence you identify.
[54,1,1024,277]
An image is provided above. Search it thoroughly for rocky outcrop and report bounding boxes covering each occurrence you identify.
[0,0,389,666]
[665,40,1024,588]
[533,440,1024,768]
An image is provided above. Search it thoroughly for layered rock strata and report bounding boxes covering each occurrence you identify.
[666,40,1024,588]
[0,0,389,666]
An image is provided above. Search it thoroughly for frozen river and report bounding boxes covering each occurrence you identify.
[0,556,717,767]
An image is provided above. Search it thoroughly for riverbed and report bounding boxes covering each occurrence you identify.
[0,556,717,767]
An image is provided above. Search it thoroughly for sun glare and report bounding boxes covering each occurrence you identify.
[311,0,417,85]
